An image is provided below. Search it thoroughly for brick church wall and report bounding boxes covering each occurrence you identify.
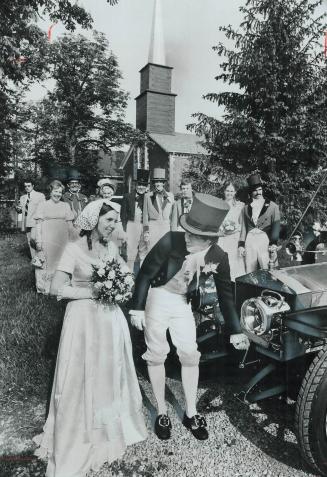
[145,92,175,134]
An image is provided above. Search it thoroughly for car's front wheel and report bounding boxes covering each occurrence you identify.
[295,347,327,476]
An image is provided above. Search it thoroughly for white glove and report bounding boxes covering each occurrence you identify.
[129,310,146,331]
[230,333,250,350]
[238,246,246,258]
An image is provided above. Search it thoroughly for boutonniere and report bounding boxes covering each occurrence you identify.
[202,262,219,274]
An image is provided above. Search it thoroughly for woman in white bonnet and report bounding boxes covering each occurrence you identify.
[33,199,147,477]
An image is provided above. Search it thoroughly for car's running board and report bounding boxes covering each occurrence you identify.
[200,350,228,362]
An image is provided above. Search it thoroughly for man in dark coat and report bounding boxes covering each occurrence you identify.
[238,173,281,272]
[62,174,88,219]
[171,178,194,231]
[121,169,149,271]
[129,193,249,441]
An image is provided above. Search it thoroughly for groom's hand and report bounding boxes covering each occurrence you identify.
[129,310,146,331]
[230,333,250,350]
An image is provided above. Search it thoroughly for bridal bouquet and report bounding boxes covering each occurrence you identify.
[221,219,237,235]
[91,259,134,305]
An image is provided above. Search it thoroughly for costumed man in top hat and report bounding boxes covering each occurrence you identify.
[63,173,88,219]
[171,178,194,232]
[143,168,174,256]
[129,193,249,441]
[238,173,280,272]
[121,169,150,272]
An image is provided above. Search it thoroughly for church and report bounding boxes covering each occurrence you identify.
[120,0,207,195]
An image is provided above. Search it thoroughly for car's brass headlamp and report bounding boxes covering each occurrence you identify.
[240,291,290,345]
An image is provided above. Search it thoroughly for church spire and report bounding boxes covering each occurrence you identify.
[148,0,166,65]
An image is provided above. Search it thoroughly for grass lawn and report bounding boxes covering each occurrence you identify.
[0,233,65,477]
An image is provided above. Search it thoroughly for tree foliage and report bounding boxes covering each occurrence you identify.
[188,0,327,230]
[0,0,118,179]
[18,32,146,181]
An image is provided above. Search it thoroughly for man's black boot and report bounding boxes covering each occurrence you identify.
[182,413,208,440]
[154,414,172,440]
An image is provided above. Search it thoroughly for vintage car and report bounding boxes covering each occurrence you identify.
[194,237,327,476]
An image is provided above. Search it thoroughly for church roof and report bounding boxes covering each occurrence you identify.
[149,132,208,155]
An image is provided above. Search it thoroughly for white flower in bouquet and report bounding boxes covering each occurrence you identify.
[124,275,134,286]
[97,267,106,277]
[94,282,104,290]
[108,270,116,279]
[105,280,113,289]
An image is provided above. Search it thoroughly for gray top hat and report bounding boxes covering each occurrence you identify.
[179,193,229,237]
[152,168,167,181]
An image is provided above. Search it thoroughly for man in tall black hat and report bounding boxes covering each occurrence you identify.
[129,193,249,442]
[238,173,280,272]
[62,172,88,219]
[121,169,150,271]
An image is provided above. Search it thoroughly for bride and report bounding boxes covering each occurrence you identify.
[33,199,147,477]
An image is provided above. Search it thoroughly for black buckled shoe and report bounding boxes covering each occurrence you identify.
[182,413,208,440]
[154,414,172,440]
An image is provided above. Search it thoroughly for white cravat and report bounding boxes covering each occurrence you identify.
[182,245,211,288]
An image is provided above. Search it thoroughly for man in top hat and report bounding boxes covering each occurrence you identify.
[63,173,88,219]
[238,173,280,273]
[129,193,249,441]
[142,168,174,256]
[171,178,194,232]
[16,178,46,258]
[121,169,150,272]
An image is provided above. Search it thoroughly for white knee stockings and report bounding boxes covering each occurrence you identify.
[147,364,199,418]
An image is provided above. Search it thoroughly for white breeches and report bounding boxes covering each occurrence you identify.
[143,288,200,367]
[245,228,269,273]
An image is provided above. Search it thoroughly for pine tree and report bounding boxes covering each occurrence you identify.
[189,0,327,228]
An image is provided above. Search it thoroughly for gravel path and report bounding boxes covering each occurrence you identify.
[90,371,317,477]
[1,365,318,477]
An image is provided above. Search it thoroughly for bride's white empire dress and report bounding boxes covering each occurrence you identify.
[33,240,147,477]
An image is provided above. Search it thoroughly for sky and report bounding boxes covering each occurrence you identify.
[30,0,244,133]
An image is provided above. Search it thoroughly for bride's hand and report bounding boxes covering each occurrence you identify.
[91,285,101,299]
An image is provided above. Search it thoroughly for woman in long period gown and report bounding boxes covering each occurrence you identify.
[34,180,75,294]
[33,199,147,477]
[218,182,246,281]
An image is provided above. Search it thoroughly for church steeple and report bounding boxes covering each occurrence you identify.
[148,0,166,65]
[135,0,176,135]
